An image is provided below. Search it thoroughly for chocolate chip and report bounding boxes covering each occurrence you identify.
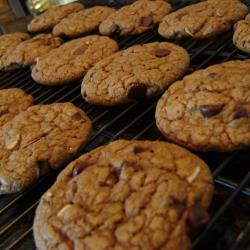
[82,90,87,98]
[110,24,121,35]
[140,16,153,27]
[37,160,50,175]
[99,173,119,187]
[0,109,7,116]
[175,203,186,219]
[72,112,84,121]
[134,146,146,154]
[128,84,147,100]
[169,196,186,219]
[199,105,223,118]
[155,49,171,57]
[72,162,86,177]
[233,107,248,120]
[73,47,86,55]
[187,206,209,234]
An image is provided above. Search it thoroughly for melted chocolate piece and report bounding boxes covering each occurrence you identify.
[99,172,119,187]
[134,146,146,154]
[140,16,153,27]
[37,160,50,175]
[155,49,171,57]
[82,90,87,98]
[199,105,223,118]
[110,24,121,35]
[233,107,248,120]
[187,206,209,234]
[128,84,147,100]
[170,196,186,219]
[72,112,84,121]
[0,109,7,116]
[72,162,86,177]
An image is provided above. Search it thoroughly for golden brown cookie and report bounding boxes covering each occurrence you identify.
[0,32,30,71]
[233,14,250,53]
[158,0,248,40]
[99,0,172,36]
[31,35,118,86]
[82,42,190,105]
[34,139,213,250]
[28,2,84,33]
[0,88,33,127]
[156,60,250,152]
[5,34,63,70]
[0,102,92,194]
[53,6,115,38]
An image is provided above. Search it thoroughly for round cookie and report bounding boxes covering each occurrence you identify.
[233,14,250,53]
[156,60,250,152]
[0,88,33,127]
[0,32,30,71]
[31,35,118,86]
[99,0,172,36]
[0,102,92,194]
[53,6,115,38]
[28,2,84,33]
[158,0,248,40]
[5,34,63,70]
[34,139,213,250]
[82,42,190,105]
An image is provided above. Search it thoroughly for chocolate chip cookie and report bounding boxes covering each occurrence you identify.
[0,32,30,71]
[0,88,33,127]
[5,34,63,70]
[0,102,92,194]
[82,42,189,105]
[99,0,172,36]
[53,6,115,38]
[158,0,248,40]
[31,35,118,86]
[233,14,250,53]
[28,2,84,33]
[34,139,213,250]
[156,60,250,152]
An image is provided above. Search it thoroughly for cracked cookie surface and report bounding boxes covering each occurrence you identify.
[28,2,84,33]
[31,35,118,85]
[82,42,189,105]
[34,139,213,250]
[0,88,33,127]
[0,102,92,194]
[0,32,30,71]
[158,0,247,40]
[53,6,115,38]
[156,60,250,152]
[99,0,171,36]
[233,14,250,53]
[5,34,63,69]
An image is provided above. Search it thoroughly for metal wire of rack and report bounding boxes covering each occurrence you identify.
[0,0,250,249]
